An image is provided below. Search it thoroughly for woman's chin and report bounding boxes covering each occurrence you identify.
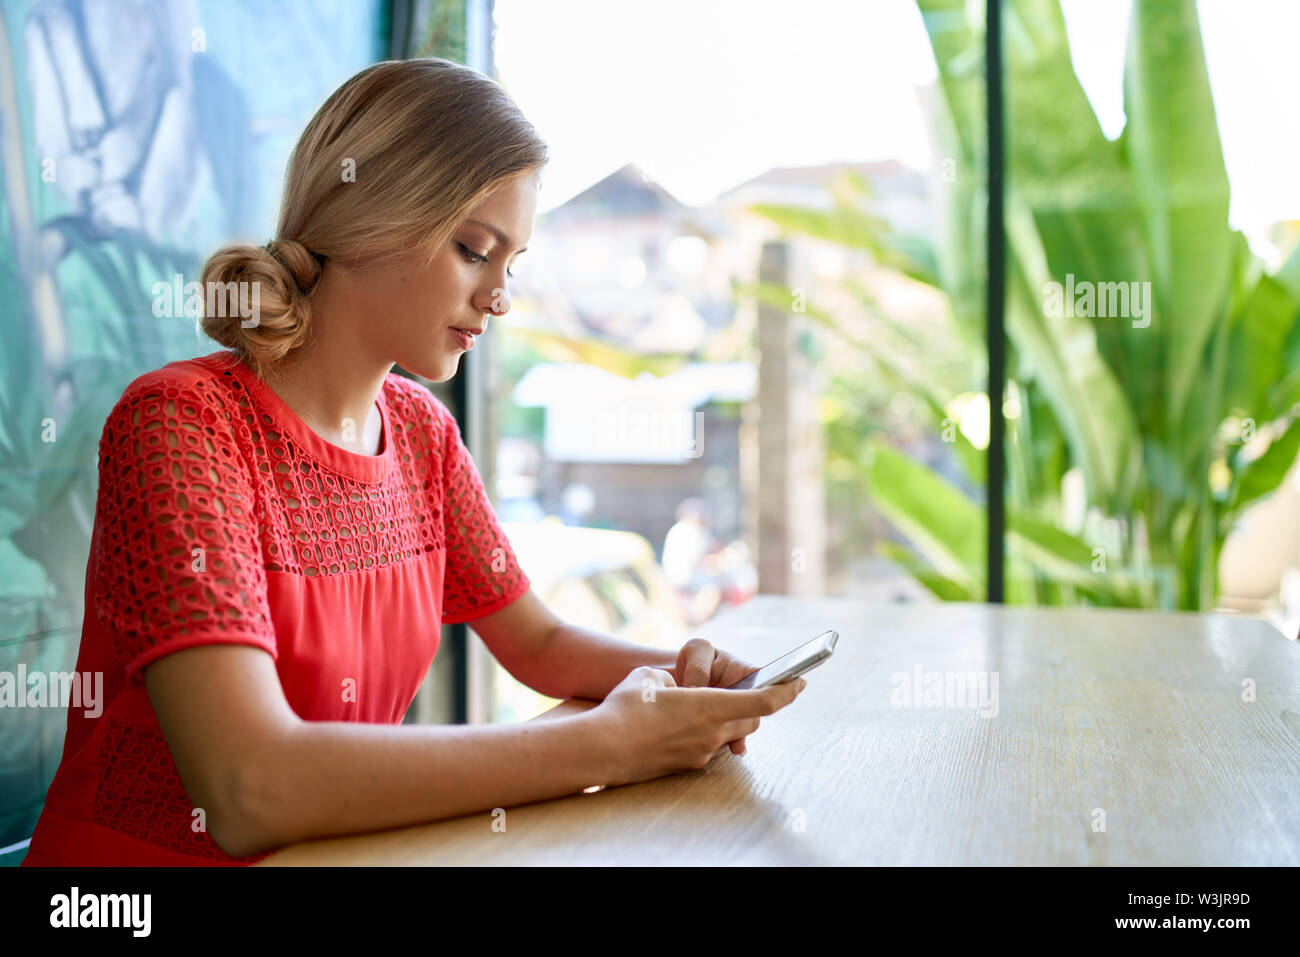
[399,352,461,383]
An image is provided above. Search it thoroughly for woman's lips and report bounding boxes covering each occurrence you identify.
[449,328,476,351]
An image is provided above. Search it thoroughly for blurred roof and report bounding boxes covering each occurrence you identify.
[542,163,688,225]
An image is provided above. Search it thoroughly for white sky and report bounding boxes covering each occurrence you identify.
[493,0,938,208]
[494,0,1300,245]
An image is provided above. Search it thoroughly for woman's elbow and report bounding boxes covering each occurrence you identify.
[206,759,289,859]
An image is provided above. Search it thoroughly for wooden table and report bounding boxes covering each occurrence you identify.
[261,597,1300,865]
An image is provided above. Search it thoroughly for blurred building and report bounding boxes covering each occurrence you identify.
[505,158,940,594]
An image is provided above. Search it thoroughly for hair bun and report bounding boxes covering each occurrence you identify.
[265,239,323,295]
[198,239,320,381]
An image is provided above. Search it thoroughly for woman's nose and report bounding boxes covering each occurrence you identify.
[478,284,509,317]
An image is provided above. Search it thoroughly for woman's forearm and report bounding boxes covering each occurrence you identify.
[525,623,677,701]
[224,626,680,858]
[229,710,613,858]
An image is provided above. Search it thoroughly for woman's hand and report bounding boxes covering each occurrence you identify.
[590,666,805,787]
[672,637,760,753]
[672,636,756,688]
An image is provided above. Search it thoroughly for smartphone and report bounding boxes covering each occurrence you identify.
[726,630,838,690]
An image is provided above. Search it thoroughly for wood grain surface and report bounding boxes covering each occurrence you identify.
[260,597,1300,865]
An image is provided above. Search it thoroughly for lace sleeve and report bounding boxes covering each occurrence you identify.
[435,400,531,623]
[93,375,277,680]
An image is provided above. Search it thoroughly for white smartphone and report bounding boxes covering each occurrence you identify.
[726,630,839,690]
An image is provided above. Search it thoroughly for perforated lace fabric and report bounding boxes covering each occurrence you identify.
[23,351,531,866]
[90,717,270,862]
[94,354,529,672]
[94,374,277,668]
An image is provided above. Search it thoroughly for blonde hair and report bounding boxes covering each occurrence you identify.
[200,58,548,382]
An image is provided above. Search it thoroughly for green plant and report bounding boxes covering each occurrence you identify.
[746,0,1300,610]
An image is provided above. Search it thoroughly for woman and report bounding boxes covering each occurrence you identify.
[23,58,803,866]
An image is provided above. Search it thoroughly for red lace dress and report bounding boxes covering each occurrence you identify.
[22,350,530,866]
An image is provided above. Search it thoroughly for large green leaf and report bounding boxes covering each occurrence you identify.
[1227,416,1300,517]
[1004,0,1155,482]
[915,0,988,348]
[1267,242,1300,412]
[1004,211,1143,507]
[1006,511,1145,606]
[1275,239,1300,302]
[1122,0,1231,431]
[860,437,984,594]
[878,541,976,602]
[866,437,1147,607]
[1224,274,1300,422]
[916,0,985,173]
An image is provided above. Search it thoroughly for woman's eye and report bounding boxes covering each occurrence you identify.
[460,243,514,279]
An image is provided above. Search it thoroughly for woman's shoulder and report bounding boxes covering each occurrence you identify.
[101,352,255,457]
[114,350,244,409]
[98,352,258,485]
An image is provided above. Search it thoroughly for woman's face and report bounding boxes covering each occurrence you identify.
[354,172,539,382]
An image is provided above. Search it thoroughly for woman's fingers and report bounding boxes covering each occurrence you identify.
[716,655,758,688]
[676,637,715,688]
[693,677,806,719]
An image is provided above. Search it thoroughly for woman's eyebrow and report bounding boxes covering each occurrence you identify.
[467,219,527,254]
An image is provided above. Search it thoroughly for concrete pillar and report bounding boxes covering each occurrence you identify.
[752,240,826,596]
